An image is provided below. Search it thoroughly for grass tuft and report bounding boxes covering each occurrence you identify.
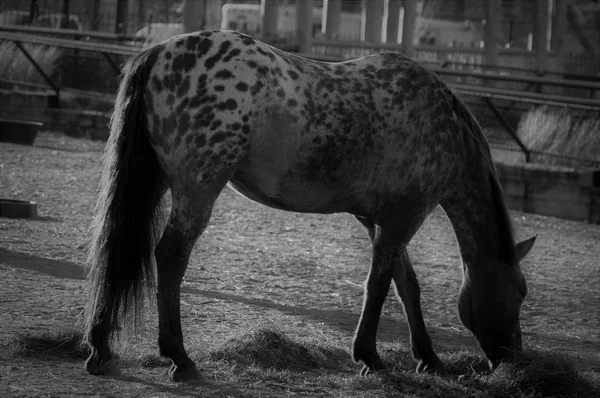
[8,329,89,359]
[138,352,171,368]
[209,328,348,372]
[518,105,600,167]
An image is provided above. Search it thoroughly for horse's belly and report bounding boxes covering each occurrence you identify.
[228,165,358,214]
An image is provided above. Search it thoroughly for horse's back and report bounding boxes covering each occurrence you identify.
[141,30,478,218]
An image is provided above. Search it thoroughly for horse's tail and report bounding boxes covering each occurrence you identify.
[84,44,165,343]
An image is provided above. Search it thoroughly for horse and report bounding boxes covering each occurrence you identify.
[83,29,536,382]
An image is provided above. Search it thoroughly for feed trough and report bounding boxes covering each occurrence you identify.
[0,118,43,145]
[0,199,38,219]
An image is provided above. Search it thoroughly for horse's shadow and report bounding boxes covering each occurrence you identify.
[180,285,475,351]
[0,247,85,280]
[3,248,599,372]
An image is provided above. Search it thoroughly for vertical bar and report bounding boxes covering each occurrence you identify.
[115,0,128,34]
[484,0,500,70]
[534,0,549,74]
[554,0,567,77]
[61,0,70,29]
[386,0,401,44]
[29,0,38,24]
[324,0,341,40]
[364,0,384,43]
[92,0,101,31]
[401,0,416,57]
[261,0,279,41]
[183,0,204,33]
[297,0,314,54]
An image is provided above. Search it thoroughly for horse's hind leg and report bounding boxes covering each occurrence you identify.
[392,249,446,375]
[352,221,397,376]
[155,179,227,382]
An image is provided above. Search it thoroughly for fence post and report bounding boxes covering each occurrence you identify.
[323,0,341,40]
[261,0,279,42]
[401,0,416,58]
[483,0,499,73]
[115,0,128,34]
[297,0,313,54]
[534,0,550,77]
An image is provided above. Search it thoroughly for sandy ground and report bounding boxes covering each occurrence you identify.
[0,132,598,397]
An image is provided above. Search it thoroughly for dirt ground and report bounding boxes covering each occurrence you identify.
[0,132,598,397]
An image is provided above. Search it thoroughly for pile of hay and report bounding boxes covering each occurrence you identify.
[518,105,600,167]
[209,328,347,371]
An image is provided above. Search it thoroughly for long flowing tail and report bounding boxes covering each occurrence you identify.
[84,44,165,344]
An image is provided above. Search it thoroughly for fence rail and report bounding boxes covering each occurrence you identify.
[1,29,598,165]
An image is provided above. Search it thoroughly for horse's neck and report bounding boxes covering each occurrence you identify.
[441,167,512,269]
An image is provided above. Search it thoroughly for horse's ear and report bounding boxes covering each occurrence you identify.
[516,234,537,262]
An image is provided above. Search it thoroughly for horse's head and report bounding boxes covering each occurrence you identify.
[457,235,536,369]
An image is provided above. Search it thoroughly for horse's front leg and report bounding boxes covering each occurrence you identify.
[392,249,446,375]
[352,228,397,376]
[155,195,216,382]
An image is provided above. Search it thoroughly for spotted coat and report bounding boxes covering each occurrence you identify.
[142,30,478,223]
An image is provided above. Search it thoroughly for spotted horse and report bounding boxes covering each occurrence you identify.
[84,29,536,382]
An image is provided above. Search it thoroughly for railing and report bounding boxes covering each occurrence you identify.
[1,29,599,165]
[0,24,142,45]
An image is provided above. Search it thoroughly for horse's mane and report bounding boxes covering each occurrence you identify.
[452,94,518,265]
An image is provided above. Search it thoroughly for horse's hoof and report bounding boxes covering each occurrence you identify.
[354,353,386,376]
[416,359,447,376]
[168,361,203,382]
[85,358,121,376]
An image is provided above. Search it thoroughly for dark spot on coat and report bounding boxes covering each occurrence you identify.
[152,76,163,93]
[177,112,190,136]
[209,131,228,145]
[287,70,299,80]
[175,97,190,114]
[165,52,172,60]
[235,82,248,92]
[186,36,201,51]
[177,76,191,98]
[205,40,232,70]
[196,38,213,57]
[276,88,285,98]
[223,48,241,62]
[287,99,298,107]
[215,69,234,79]
[250,80,264,96]
[210,120,222,131]
[218,99,237,110]
[256,46,276,62]
[172,52,196,72]
[195,134,206,147]
[166,94,174,106]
